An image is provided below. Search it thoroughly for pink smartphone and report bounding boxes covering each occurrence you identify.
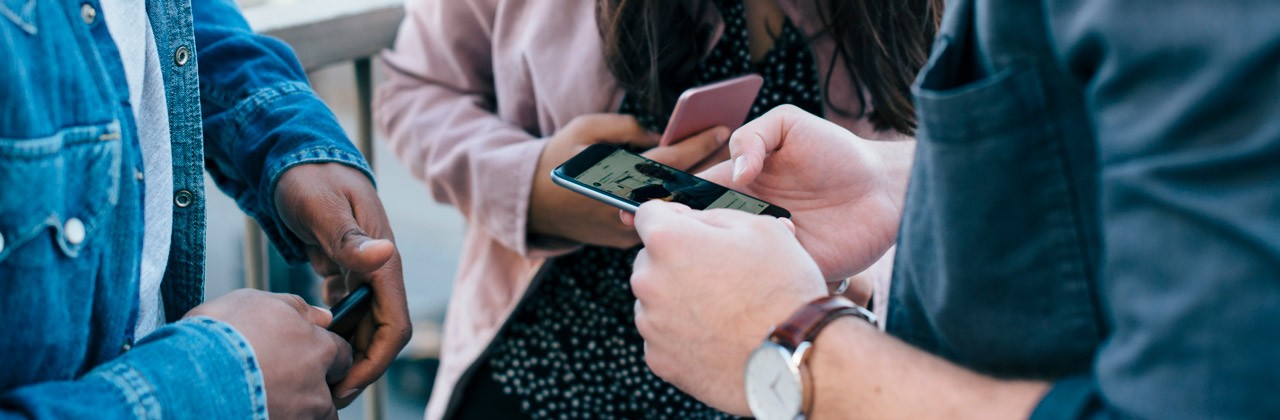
[658,74,764,146]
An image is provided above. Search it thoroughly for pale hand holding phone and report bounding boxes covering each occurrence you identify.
[529,114,730,249]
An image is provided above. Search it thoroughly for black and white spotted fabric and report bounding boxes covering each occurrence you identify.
[482,1,825,418]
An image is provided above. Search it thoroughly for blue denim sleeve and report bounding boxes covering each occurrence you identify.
[191,0,374,263]
[0,318,266,419]
[1032,1,1280,418]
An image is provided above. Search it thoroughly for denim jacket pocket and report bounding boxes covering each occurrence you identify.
[893,35,1102,377]
[0,121,123,265]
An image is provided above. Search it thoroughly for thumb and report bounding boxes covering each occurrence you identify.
[694,159,735,187]
[728,105,808,184]
[321,220,396,274]
[633,201,697,243]
[778,217,797,236]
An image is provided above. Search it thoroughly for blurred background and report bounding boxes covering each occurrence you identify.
[219,0,448,418]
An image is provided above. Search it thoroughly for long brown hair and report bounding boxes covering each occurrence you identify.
[598,0,943,136]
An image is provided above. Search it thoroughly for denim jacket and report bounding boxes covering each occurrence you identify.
[0,0,371,417]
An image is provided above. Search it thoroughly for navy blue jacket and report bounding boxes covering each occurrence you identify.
[890,0,1280,418]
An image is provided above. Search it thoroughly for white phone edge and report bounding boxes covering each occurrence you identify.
[551,171,641,213]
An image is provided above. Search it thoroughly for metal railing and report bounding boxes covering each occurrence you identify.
[243,1,405,418]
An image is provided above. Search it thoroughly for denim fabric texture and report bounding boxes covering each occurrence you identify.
[890,0,1105,380]
[891,0,1280,418]
[0,0,371,416]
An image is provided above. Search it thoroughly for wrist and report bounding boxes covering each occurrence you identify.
[806,317,1051,419]
[526,177,565,238]
[806,317,876,419]
[864,139,915,214]
[744,296,875,419]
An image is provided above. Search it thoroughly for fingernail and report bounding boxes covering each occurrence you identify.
[339,388,363,400]
[357,238,391,253]
[732,156,747,182]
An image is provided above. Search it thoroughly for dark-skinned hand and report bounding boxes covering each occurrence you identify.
[274,163,412,408]
[185,289,352,419]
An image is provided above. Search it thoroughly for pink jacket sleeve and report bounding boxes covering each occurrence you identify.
[375,0,574,257]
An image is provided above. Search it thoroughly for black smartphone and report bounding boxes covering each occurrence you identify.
[551,143,790,218]
[327,284,372,340]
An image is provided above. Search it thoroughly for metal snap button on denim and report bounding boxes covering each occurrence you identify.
[0,232,5,254]
[174,189,194,208]
[174,46,190,66]
[64,218,86,245]
[121,342,132,352]
[80,3,97,25]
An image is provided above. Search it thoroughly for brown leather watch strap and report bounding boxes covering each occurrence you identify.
[770,296,876,350]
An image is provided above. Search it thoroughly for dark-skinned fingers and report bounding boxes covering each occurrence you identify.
[321,403,340,420]
[305,305,334,330]
[322,276,348,307]
[306,246,343,277]
[321,220,396,275]
[353,314,376,353]
[329,318,408,401]
[329,269,412,401]
[322,328,354,385]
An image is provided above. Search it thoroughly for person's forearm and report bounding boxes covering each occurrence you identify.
[808,318,1048,419]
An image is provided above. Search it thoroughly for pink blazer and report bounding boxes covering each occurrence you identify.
[375,1,897,418]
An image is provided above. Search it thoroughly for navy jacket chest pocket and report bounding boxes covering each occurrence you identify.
[889,33,1104,378]
[0,121,123,266]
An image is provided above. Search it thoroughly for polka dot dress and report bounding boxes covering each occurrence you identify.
[622,0,825,132]
[482,1,825,418]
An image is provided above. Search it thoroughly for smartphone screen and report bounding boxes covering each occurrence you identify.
[553,144,790,218]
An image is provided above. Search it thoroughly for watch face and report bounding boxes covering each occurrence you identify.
[745,342,803,420]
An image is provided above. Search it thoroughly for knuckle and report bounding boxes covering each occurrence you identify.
[394,322,414,345]
[630,272,654,301]
[226,288,258,300]
[322,335,350,363]
[269,294,308,319]
[331,226,364,251]
[281,293,308,310]
[747,214,779,230]
[645,351,671,379]
[773,103,802,115]
[642,224,673,247]
[633,306,654,339]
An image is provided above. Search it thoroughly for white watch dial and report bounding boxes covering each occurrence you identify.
[745,342,804,420]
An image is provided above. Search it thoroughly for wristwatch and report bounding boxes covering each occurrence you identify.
[744,296,877,420]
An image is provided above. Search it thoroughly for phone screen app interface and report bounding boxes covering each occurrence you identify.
[574,149,770,214]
